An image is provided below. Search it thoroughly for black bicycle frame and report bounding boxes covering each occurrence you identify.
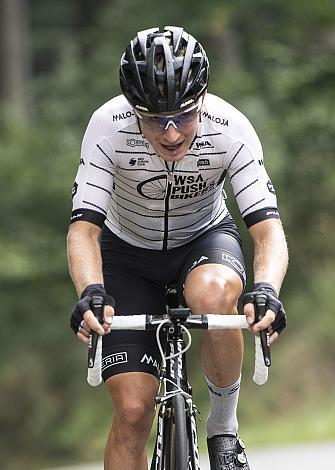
[150,307,201,470]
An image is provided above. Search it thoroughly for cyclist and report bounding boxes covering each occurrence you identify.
[68,26,288,470]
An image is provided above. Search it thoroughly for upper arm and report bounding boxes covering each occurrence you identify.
[226,116,279,229]
[71,110,116,227]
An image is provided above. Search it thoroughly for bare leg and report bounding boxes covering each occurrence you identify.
[104,372,158,470]
[184,264,244,386]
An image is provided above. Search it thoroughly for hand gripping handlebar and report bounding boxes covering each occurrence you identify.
[87,307,270,386]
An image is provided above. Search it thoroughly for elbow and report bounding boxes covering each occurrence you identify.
[67,221,101,246]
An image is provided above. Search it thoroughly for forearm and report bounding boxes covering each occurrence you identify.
[250,219,288,295]
[67,223,103,296]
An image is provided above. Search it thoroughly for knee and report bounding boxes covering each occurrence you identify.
[185,270,242,314]
[116,396,155,431]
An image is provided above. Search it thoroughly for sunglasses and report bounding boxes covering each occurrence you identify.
[135,101,201,132]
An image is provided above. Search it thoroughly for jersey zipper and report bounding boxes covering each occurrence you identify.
[162,162,175,250]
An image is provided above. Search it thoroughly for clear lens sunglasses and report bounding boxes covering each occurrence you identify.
[135,101,202,132]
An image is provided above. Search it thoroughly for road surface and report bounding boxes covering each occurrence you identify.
[44,441,335,469]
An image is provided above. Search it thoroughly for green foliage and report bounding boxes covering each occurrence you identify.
[1,0,335,468]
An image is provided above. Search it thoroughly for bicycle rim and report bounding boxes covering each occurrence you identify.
[164,394,189,470]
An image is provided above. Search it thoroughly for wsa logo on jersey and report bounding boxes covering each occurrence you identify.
[137,174,216,200]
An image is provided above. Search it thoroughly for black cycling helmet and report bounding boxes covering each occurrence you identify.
[119,26,209,113]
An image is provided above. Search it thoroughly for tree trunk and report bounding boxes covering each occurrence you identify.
[0,0,31,120]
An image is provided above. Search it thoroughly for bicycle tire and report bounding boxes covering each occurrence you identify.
[163,394,189,470]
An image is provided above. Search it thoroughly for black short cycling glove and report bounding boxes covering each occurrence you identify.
[242,282,287,335]
[70,283,115,334]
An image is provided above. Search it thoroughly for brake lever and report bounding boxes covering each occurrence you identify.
[255,293,271,367]
[88,295,104,368]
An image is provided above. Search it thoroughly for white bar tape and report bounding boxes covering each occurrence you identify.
[87,335,102,387]
[110,315,147,330]
[207,314,249,330]
[253,336,269,385]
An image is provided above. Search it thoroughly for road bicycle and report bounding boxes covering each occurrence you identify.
[86,289,270,470]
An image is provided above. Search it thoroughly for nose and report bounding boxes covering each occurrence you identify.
[163,122,181,142]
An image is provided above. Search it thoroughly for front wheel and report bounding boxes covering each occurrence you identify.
[163,394,189,470]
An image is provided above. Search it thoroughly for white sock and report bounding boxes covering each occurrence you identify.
[205,375,241,438]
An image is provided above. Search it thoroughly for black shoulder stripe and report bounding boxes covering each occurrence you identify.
[243,207,280,228]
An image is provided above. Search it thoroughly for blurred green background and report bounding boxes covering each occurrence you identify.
[1,0,334,468]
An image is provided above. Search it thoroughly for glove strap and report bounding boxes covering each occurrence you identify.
[253,282,277,298]
[81,283,105,299]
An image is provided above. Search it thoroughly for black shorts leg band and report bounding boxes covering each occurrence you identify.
[179,232,246,292]
[102,332,161,381]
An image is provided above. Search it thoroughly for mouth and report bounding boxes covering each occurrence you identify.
[160,142,183,153]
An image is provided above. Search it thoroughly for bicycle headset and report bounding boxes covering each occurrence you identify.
[119,26,209,114]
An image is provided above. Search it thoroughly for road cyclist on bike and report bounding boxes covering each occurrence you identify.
[68,26,288,470]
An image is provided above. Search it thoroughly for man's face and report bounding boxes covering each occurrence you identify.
[136,102,201,162]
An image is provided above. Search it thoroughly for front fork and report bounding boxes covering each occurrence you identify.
[186,398,201,470]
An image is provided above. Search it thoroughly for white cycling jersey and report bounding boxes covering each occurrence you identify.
[71,93,279,250]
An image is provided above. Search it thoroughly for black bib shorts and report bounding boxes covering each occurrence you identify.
[100,215,246,382]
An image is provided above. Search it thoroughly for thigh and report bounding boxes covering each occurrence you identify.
[178,230,246,303]
[106,371,159,411]
[102,269,166,382]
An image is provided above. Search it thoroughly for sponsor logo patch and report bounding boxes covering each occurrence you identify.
[127,138,149,149]
[102,352,128,371]
[72,182,78,199]
[221,251,246,284]
[197,158,210,167]
[266,210,279,217]
[129,156,149,167]
[267,180,276,195]
[71,212,83,221]
[112,111,134,121]
[140,354,159,371]
[202,111,229,126]
[180,99,194,108]
[188,255,209,273]
[137,174,216,200]
[135,104,149,112]
[195,140,214,149]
